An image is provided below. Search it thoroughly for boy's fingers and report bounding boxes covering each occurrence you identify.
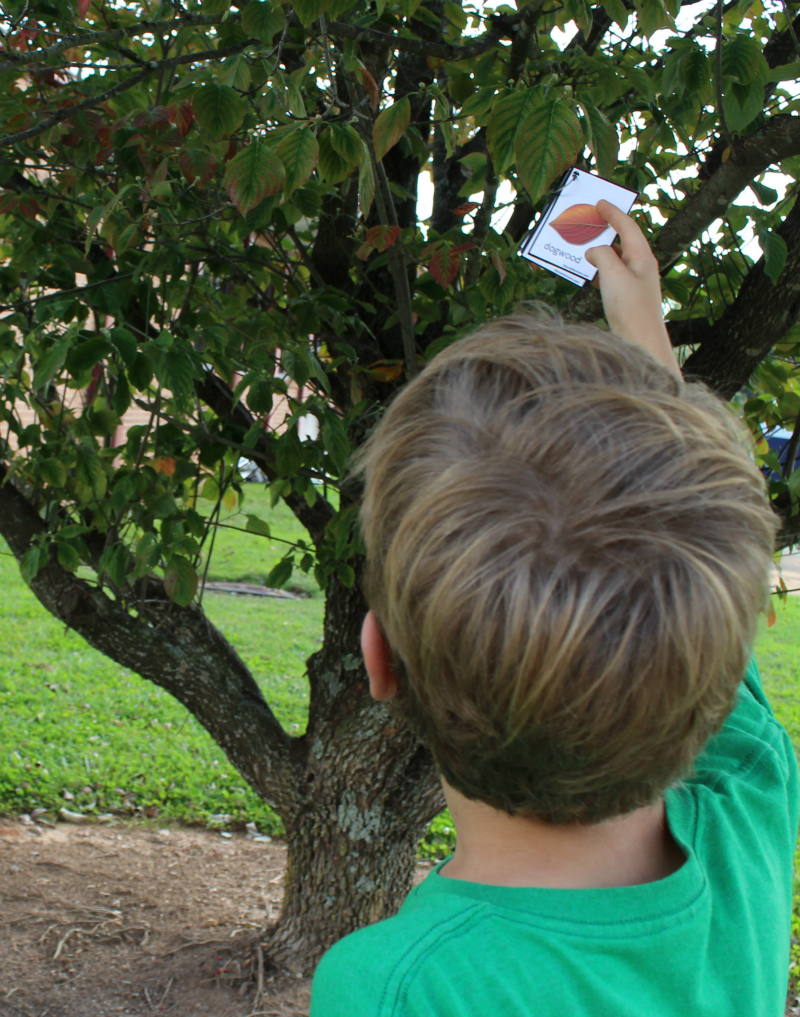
[595,200,650,263]
[585,244,625,274]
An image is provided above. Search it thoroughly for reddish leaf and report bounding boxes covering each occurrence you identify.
[452,201,480,218]
[429,244,465,289]
[373,97,411,163]
[178,145,216,186]
[0,192,16,214]
[16,195,40,219]
[133,106,170,131]
[491,250,507,284]
[450,242,477,254]
[367,361,404,382]
[356,242,374,260]
[146,158,168,186]
[358,67,380,111]
[153,456,177,477]
[365,224,401,252]
[224,138,285,215]
[78,0,91,18]
[549,203,608,245]
[167,100,194,137]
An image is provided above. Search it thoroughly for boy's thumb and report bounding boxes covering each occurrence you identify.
[585,244,617,270]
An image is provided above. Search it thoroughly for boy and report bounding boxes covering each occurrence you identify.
[310,203,798,1015]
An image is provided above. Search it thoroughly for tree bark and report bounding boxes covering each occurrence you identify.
[681,196,800,399]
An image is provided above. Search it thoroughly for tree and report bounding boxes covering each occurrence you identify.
[1,0,800,973]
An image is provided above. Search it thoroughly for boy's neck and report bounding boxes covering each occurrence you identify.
[440,781,685,890]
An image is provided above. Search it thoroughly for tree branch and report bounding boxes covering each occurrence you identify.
[328,12,524,61]
[0,464,298,813]
[681,193,800,398]
[0,10,233,69]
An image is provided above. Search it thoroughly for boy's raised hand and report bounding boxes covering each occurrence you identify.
[586,200,680,378]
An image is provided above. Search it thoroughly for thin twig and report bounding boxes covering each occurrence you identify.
[781,0,800,59]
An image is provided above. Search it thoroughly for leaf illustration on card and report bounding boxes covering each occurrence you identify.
[549,204,608,245]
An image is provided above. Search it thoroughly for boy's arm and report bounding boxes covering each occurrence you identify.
[586,200,681,379]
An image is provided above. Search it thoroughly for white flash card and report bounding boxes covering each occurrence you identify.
[519,168,638,286]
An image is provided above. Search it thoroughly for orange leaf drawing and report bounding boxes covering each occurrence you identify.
[549,203,608,246]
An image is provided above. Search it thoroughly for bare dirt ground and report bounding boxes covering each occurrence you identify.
[0,818,315,1017]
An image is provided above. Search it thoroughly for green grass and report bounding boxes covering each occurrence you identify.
[0,485,324,833]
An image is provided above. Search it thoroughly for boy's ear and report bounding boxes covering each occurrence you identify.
[361,611,399,701]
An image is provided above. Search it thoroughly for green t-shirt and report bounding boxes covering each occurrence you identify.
[310,660,799,1016]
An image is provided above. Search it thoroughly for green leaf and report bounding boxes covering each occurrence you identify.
[245,514,271,537]
[514,99,584,205]
[600,0,628,28]
[634,0,674,36]
[724,80,764,132]
[66,337,111,376]
[323,414,350,475]
[318,129,355,184]
[578,101,618,178]
[33,338,70,390]
[751,181,778,205]
[460,87,497,119]
[224,138,286,215]
[128,352,154,391]
[56,542,81,572]
[275,430,304,475]
[721,34,763,85]
[281,347,311,387]
[218,55,251,91]
[328,123,363,164]
[486,90,538,175]
[164,556,199,606]
[150,491,178,518]
[373,97,411,163]
[75,451,107,501]
[337,562,355,588]
[112,370,131,416]
[108,327,138,367]
[266,556,294,587]
[155,346,201,410]
[275,126,319,197]
[358,157,375,218]
[38,458,67,487]
[241,0,285,41]
[20,545,48,585]
[194,83,245,140]
[767,61,800,82]
[106,545,130,588]
[291,0,333,26]
[759,229,788,284]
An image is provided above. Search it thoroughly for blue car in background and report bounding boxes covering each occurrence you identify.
[763,428,800,483]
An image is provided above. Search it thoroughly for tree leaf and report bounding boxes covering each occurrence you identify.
[224,138,286,215]
[112,371,131,416]
[365,225,401,252]
[56,541,81,572]
[164,556,199,606]
[246,514,271,536]
[218,55,251,92]
[38,458,67,487]
[429,244,462,288]
[600,0,628,28]
[108,327,138,367]
[358,158,375,218]
[266,556,294,588]
[20,545,47,585]
[634,0,674,36]
[328,123,363,164]
[337,562,355,588]
[318,129,355,184]
[722,34,763,85]
[759,229,788,284]
[241,0,285,41]
[724,79,764,132]
[155,346,201,411]
[577,101,619,178]
[275,126,319,197]
[178,144,217,186]
[33,338,70,390]
[66,337,111,376]
[291,0,333,26]
[275,430,304,475]
[486,90,538,175]
[514,99,584,205]
[193,84,245,140]
[373,98,411,163]
[323,414,350,475]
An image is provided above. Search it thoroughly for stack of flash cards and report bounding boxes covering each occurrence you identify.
[519,168,638,287]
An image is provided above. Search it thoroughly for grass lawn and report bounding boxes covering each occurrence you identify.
[0,492,799,874]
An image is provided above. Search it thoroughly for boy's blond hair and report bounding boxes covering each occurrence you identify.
[357,310,776,824]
